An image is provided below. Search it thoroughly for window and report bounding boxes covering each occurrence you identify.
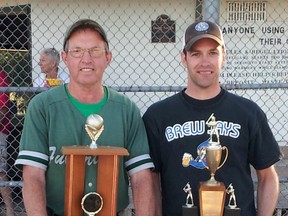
[0,4,32,87]
[227,1,267,22]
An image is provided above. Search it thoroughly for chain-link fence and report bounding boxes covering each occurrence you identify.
[0,0,287,215]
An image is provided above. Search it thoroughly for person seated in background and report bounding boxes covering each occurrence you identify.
[0,69,14,216]
[33,48,69,87]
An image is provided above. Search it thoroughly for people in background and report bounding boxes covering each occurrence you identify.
[143,20,281,216]
[33,48,69,87]
[16,19,157,216]
[0,69,14,216]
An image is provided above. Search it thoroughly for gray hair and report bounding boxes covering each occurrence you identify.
[40,48,60,65]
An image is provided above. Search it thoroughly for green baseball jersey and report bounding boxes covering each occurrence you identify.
[16,85,154,215]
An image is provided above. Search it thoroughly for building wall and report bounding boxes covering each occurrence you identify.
[27,0,195,86]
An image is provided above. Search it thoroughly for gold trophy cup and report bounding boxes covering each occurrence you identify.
[204,144,228,185]
[199,114,228,216]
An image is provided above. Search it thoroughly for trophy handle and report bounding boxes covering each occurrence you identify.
[217,146,228,170]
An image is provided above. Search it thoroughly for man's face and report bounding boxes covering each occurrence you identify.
[61,29,112,87]
[39,54,55,74]
[181,38,225,92]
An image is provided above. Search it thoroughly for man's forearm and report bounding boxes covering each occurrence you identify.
[256,166,279,216]
[22,166,47,216]
[131,169,161,216]
[23,178,47,216]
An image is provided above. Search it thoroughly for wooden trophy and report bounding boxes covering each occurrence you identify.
[198,114,228,216]
[61,114,129,216]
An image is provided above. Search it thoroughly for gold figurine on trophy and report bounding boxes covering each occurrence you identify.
[85,114,104,148]
[225,183,241,215]
[226,183,237,209]
[182,182,198,215]
[183,182,194,207]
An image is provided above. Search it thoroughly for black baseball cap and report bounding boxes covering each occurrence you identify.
[63,19,109,50]
[183,21,224,51]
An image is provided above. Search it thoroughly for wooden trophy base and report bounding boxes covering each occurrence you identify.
[62,146,129,216]
[199,181,226,216]
[224,207,241,216]
[182,205,199,216]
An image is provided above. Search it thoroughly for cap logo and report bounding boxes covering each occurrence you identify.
[195,22,209,32]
